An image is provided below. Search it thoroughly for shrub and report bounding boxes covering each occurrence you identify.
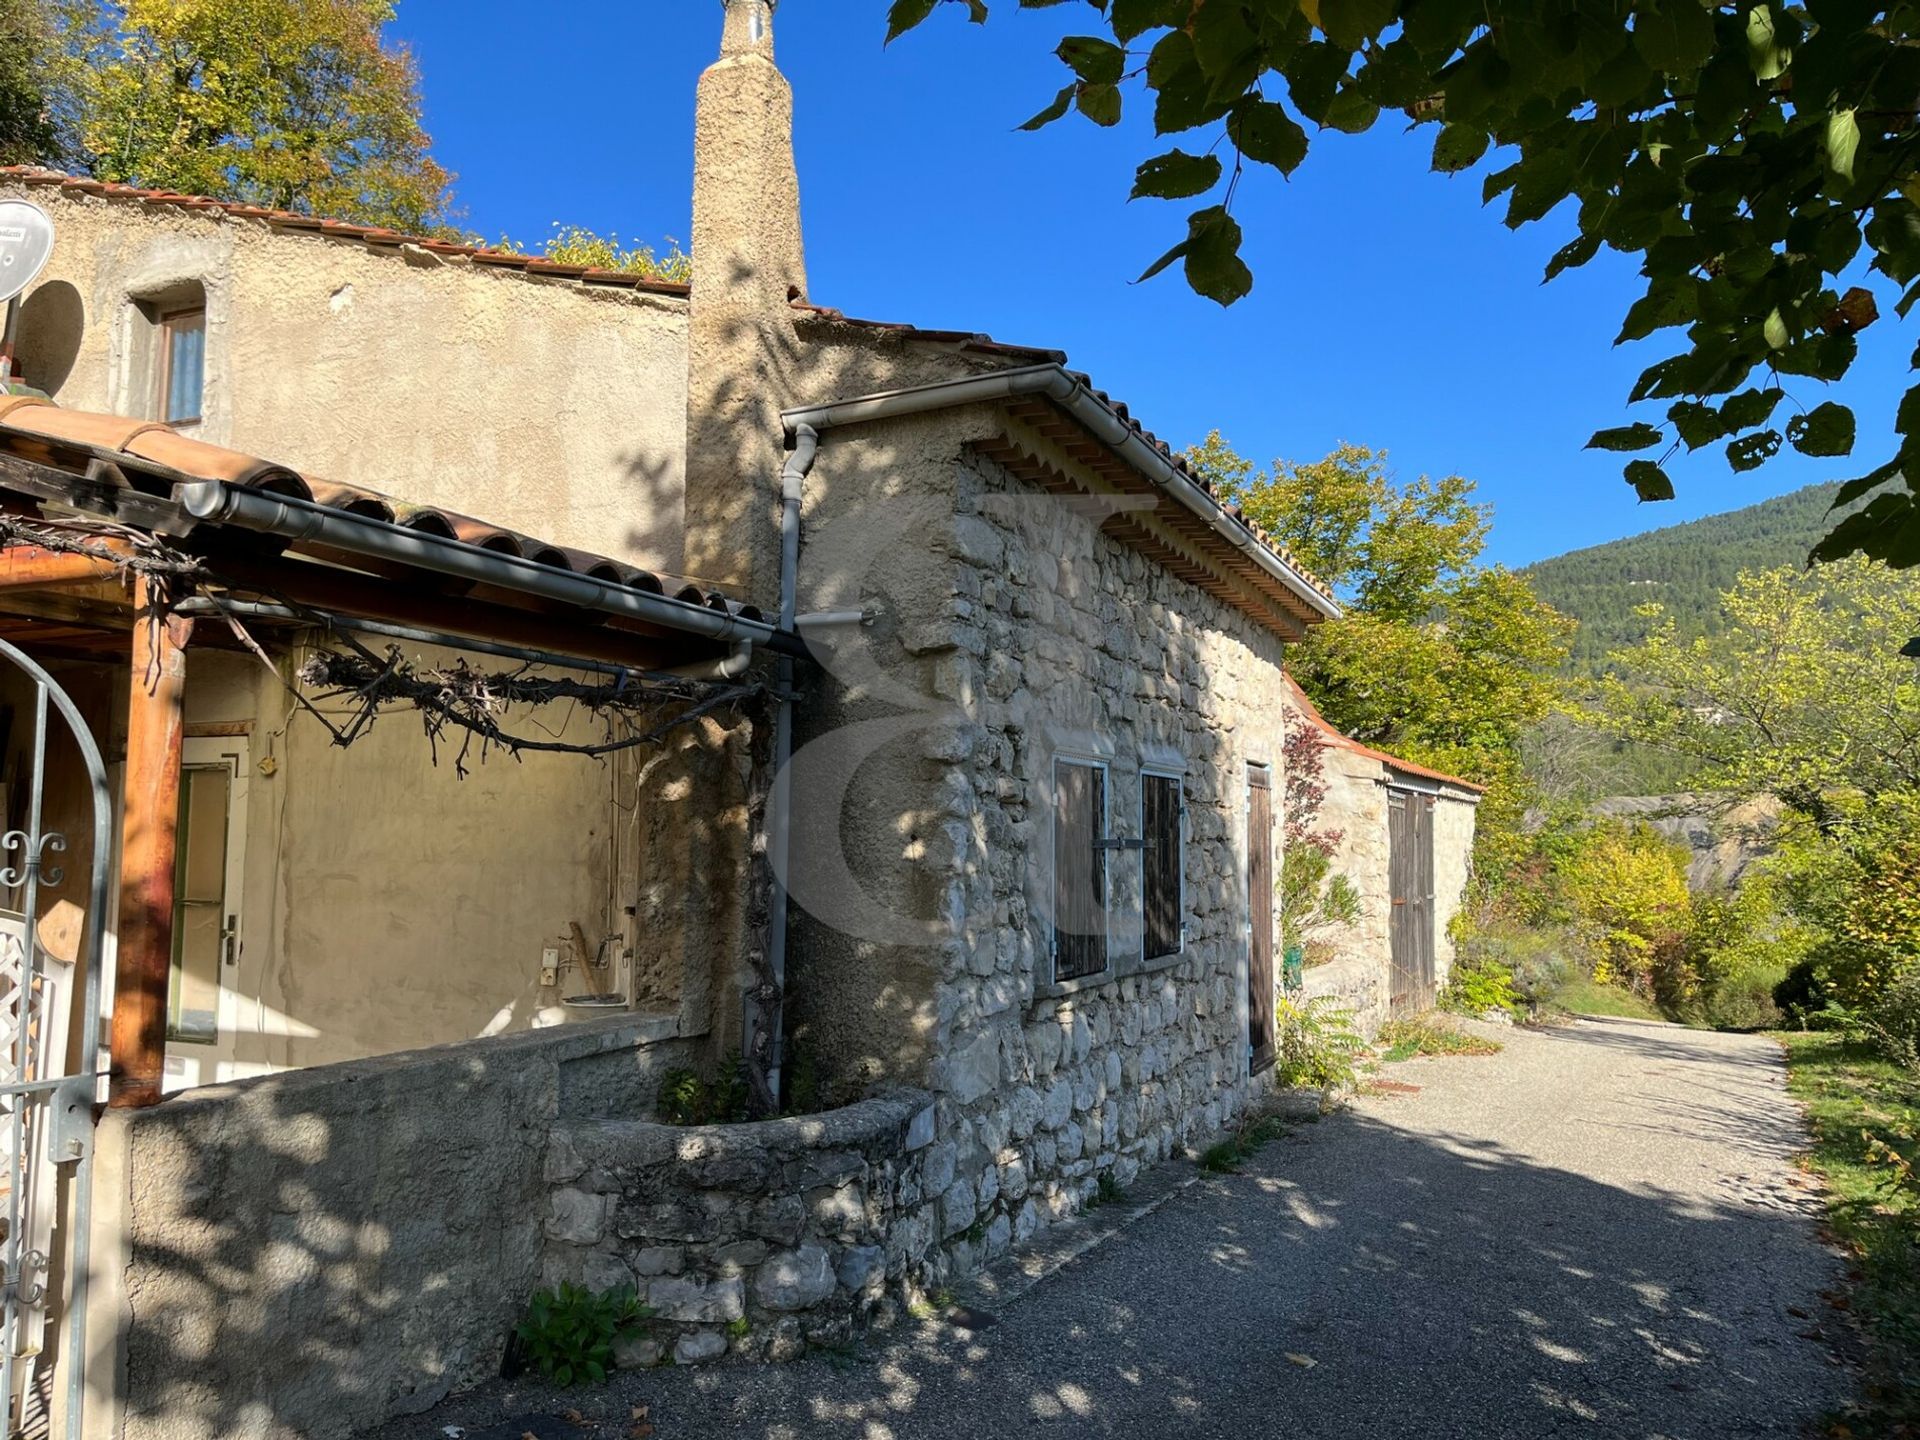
[1555,821,1694,996]
[515,1283,652,1386]
[1274,995,1364,1092]
[1439,950,1520,1018]
[657,1053,752,1125]
[1865,966,1920,1076]
[1703,966,1788,1031]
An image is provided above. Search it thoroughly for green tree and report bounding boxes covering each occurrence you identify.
[1,0,53,165]
[494,223,692,284]
[1188,434,1573,874]
[889,1,1918,567]
[50,0,452,231]
[1596,557,1920,814]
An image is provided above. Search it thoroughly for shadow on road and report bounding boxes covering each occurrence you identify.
[365,1040,1845,1440]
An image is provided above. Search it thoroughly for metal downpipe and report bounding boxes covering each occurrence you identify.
[757,422,817,1106]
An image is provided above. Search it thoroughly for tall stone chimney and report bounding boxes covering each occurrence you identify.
[684,0,808,605]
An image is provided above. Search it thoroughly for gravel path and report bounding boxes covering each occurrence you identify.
[369,1017,1849,1440]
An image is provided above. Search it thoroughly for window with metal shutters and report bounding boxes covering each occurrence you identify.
[1052,759,1108,982]
[1141,771,1183,960]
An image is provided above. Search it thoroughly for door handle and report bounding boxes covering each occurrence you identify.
[221,921,239,966]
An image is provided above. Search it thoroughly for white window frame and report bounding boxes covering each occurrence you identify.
[1138,765,1186,964]
[1049,754,1111,986]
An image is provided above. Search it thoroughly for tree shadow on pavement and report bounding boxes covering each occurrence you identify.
[363,1103,1849,1440]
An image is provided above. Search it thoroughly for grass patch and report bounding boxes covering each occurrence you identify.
[1199,1114,1290,1174]
[1548,977,1666,1022]
[1778,1031,1920,1434]
[1376,1014,1503,1062]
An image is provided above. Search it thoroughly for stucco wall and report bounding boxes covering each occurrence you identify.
[1,187,691,571]
[85,1016,696,1440]
[1432,788,1477,988]
[158,641,750,1083]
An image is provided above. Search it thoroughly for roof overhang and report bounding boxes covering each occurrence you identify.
[782,365,1342,639]
[0,419,799,671]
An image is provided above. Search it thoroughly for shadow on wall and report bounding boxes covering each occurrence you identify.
[17,281,85,396]
[363,1028,1840,1440]
[95,1018,699,1440]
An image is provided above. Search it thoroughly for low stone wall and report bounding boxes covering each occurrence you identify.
[87,1014,697,1440]
[541,1090,936,1365]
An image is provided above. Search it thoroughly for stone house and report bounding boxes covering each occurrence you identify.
[1282,676,1482,1032]
[0,5,1476,1438]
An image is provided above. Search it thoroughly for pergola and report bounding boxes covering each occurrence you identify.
[0,395,798,1108]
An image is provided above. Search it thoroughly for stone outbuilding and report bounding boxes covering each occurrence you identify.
[0,5,1479,1438]
[1283,675,1482,1032]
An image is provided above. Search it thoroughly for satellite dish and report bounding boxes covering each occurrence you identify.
[0,200,55,307]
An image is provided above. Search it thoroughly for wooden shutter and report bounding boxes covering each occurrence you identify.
[1142,773,1182,960]
[1247,766,1275,1068]
[1053,761,1108,981]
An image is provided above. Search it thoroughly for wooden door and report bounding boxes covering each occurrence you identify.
[1247,765,1275,1071]
[1388,788,1436,1013]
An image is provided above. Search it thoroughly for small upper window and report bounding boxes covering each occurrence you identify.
[157,306,206,425]
[1142,771,1184,961]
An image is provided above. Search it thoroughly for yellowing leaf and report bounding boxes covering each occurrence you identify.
[1826,108,1860,181]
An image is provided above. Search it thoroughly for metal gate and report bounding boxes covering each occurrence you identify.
[0,640,111,1440]
[1387,787,1436,1014]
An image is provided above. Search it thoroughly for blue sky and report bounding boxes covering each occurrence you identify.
[388,3,1907,569]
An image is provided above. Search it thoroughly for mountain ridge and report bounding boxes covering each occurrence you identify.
[1521,481,1842,673]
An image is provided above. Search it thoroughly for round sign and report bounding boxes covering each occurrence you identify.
[0,199,55,306]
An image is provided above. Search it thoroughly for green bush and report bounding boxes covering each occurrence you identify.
[657,1053,752,1125]
[1866,966,1920,1075]
[1451,917,1574,1021]
[1274,995,1364,1091]
[515,1283,652,1386]
[1439,951,1521,1018]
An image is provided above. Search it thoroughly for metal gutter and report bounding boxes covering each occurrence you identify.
[176,481,808,656]
[781,364,1343,622]
[170,598,758,681]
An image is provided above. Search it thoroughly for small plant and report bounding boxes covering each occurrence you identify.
[1274,995,1365,1092]
[726,1316,751,1339]
[515,1283,652,1386]
[657,1052,753,1125]
[1439,951,1522,1019]
[1199,1115,1290,1173]
[1093,1171,1125,1207]
[1376,1015,1503,1062]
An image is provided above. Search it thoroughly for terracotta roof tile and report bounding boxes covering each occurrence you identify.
[0,399,754,619]
[791,302,1337,606]
[0,167,692,300]
[1283,673,1484,794]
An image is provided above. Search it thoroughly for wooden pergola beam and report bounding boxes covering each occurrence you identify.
[108,576,193,1109]
[0,545,123,589]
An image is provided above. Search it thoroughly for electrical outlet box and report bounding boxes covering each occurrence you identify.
[539,946,561,988]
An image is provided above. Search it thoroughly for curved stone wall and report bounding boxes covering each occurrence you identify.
[540,1090,938,1365]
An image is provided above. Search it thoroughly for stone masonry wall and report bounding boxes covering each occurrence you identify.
[895,429,1299,1283]
[540,1092,937,1366]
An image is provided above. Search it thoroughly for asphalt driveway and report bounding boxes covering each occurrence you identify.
[370,1017,1849,1440]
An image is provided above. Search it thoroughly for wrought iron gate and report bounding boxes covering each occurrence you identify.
[0,640,111,1440]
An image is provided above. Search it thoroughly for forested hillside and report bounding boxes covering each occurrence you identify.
[1523,483,1842,674]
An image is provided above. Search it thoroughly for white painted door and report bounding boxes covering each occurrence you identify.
[162,736,249,1093]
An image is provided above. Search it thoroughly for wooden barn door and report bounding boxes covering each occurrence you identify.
[1247,765,1275,1072]
[1388,788,1437,1013]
